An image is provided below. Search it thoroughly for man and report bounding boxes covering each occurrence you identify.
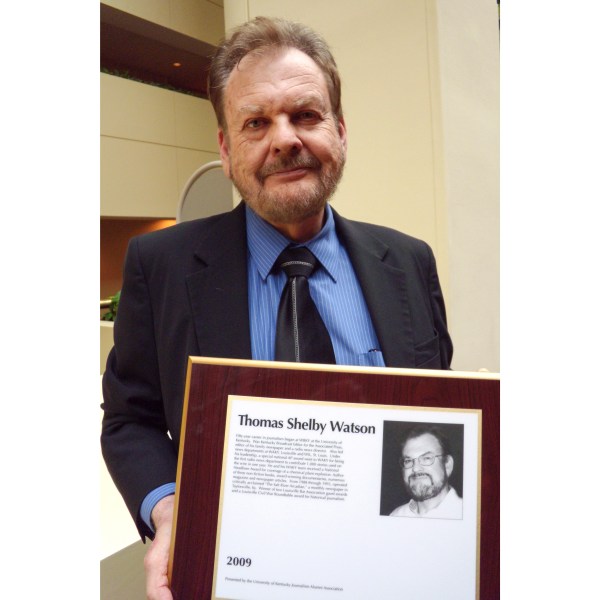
[390,425,462,519]
[102,16,452,599]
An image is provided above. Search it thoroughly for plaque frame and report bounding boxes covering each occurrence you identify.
[168,358,499,600]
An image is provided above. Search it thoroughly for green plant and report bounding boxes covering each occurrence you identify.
[101,290,121,322]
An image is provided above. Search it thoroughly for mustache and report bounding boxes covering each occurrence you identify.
[258,154,321,181]
[409,473,432,483]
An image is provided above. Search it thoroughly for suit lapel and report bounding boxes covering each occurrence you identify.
[185,203,253,359]
[333,211,416,368]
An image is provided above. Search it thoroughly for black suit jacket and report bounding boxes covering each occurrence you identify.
[101,202,452,537]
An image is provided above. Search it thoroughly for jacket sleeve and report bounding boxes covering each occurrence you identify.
[101,236,178,540]
[425,243,453,369]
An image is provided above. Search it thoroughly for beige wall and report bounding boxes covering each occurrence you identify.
[101,73,220,217]
[224,0,499,372]
[435,0,500,372]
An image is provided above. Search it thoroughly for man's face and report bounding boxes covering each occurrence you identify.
[402,433,453,501]
[218,47,347,226]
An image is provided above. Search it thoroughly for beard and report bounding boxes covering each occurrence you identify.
[230,149,345,225]
[406,473,448,501]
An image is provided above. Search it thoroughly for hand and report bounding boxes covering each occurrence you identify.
[144,495,175,600]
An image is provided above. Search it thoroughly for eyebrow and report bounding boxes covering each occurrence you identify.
[403,451,436,458]
[292,94,327,111]
[237,94,327,116]
[237,104,264,116]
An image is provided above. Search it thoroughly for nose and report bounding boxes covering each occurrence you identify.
[270,117,302,156]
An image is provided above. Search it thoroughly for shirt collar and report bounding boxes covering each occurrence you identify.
[245,203,340,282]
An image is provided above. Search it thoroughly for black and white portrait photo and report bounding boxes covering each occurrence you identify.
[380,421,464,519]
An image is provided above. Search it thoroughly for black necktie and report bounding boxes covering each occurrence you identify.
[274,246,336,364]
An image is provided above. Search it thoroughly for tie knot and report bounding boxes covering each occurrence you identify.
[275,246,318,279]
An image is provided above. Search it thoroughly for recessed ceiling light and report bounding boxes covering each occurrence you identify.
[173,62,182,68]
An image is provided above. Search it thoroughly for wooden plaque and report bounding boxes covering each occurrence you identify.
[169,358,499,600]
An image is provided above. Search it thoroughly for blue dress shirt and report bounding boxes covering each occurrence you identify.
[246,203,384,366]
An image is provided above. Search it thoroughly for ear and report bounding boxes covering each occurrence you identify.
[337,117,348,153]
[444,455,454,478]
[218,129,231,178]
